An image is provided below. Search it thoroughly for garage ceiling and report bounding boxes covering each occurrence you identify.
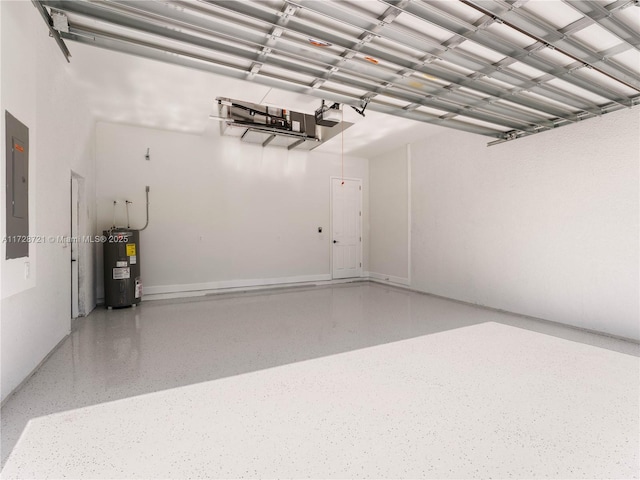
[35,0,640,144]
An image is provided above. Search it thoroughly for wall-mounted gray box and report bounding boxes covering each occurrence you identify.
[5,111,29,259]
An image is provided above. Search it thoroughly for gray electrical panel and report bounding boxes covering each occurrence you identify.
[103,228,142,308]
[5,111,29,259]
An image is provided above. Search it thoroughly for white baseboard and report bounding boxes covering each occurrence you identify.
[367,272,410,286]
[142,273,333,298]
[1,332,69,406]
[100,273,394,304]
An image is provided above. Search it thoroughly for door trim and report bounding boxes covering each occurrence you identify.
[70,171,86,318]
[330,176,363,280]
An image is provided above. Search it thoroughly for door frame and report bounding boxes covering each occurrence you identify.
[329,176,363,280]
[70,171,86,318]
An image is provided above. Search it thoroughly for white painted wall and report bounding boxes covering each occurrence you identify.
[369,145,409,285]
[95,122,369,299]
[410,107,639,341]
[1,1,97,401]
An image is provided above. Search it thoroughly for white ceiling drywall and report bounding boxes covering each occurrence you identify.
[65,42,439,158]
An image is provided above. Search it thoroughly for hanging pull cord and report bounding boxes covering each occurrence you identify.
[341,108,344,185]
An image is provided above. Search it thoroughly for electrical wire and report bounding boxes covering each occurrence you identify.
[125,201,131,228]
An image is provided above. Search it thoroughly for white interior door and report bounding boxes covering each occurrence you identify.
[331,178,362,279]
[71,176,79,319]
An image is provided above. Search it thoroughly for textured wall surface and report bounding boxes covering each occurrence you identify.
[95,121,369,298]
[410,107,639,340]
[369,146,409,283]
[1,1,97,401]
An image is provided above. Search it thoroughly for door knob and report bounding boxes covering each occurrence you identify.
[333,240,338,243]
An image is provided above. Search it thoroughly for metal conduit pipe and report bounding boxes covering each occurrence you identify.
[140,186,150,231]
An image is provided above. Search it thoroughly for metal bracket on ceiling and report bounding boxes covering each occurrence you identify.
[51,10,69,33]
[351,98,370,117]
[268,27,283,41]
[248,62,262,79]
[31,1,71,62]
[280,3,298,19]
[487,130,520,146]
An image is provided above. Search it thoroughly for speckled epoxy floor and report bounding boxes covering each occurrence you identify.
[1,282,639,478]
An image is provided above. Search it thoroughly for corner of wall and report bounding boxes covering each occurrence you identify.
[1,1,98,401]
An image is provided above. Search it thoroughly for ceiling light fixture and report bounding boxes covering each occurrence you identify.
[309,38,331,47]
